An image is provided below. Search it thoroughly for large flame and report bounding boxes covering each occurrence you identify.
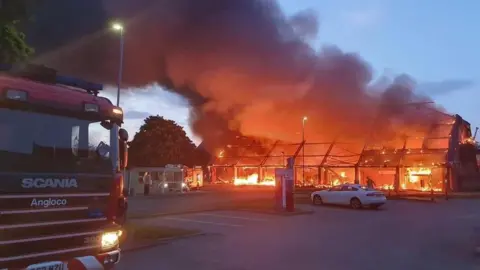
[407,167,432,183]
[398,167,440,192]
[321,167,442,192]
[233,173,275,186]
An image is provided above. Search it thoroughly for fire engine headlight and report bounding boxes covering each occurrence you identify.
[101,231,122,249]
[181,183,187,188]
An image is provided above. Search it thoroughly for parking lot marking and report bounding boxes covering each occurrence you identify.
[194,213,268,222]
[163,217,244,227]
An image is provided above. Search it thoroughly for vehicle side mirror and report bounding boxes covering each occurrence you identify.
[119,141,128,169]
[119,128,129,142]
[95,142,110,159]
[101,120,113,130]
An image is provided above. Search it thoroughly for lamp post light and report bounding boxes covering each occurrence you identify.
[111,22,124,107]
[111,22,126,191]
[302,116,308,185]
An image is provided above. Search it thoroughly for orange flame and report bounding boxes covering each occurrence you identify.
[233,173,275,186]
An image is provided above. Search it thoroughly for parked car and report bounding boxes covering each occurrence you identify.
[311,184,387,209]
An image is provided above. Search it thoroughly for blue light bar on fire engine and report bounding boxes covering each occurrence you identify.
[56,75,103,93]
[0,63,103,93]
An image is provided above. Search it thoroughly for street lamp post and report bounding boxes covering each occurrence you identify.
[302,116,308,185]
[111,22,126,192]
[112,23,124,107]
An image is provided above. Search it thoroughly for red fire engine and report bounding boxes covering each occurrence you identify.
[0,64,128,269]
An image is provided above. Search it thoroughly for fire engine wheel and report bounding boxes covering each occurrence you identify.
[313,195,323,205]
[350,198,362,209]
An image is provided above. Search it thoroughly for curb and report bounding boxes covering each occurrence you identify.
[234,208,315,216]
[122,232,206,253]
[387,197,437,203]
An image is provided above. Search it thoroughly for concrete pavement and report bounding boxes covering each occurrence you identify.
[117,199,480,270]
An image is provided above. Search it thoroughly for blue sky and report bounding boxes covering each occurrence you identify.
[108,0,479,144]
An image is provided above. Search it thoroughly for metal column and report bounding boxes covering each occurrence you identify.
[354,166,360,184]
[317,166,322,186]
[394,166,400,193]
[323,168,329,185]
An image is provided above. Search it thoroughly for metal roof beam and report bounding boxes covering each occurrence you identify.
[260,141,279,166]
[292,141,305,162]
[320,140,337,167]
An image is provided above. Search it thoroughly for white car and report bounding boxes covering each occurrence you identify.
[311,184,387,209]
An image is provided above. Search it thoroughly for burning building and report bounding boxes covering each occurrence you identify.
[211,112,480,193]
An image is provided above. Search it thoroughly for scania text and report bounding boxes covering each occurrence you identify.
[22,178,78,188]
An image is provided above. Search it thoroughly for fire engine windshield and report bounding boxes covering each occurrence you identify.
[0,108,114,173]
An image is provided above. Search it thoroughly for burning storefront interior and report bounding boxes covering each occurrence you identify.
[210,112,480,193]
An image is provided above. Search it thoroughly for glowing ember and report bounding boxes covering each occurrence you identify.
[463,137,476,145]
[331,179,350,186]
[234,173,275,186]
[408,167,432,176]
[380,184,394,190]
[332,179,340,186]
[420,187,442,192]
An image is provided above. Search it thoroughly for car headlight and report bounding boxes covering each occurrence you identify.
[181,183,187,187]
[101,230,122,249]
[163,183,168,188]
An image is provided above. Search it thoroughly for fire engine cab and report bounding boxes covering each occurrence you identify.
[0,64,128,269]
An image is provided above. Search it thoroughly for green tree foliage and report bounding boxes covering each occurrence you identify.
[128,115,197,167]
[0,0,34,64]
[0,22,33,63]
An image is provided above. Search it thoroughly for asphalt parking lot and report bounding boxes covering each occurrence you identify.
[118,199,480,270]
[133,210,284,234]
[127,190,273,218]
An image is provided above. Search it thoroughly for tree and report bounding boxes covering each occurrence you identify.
[0,22,33,63]
[128,115,197,167]
[0,0,34,64]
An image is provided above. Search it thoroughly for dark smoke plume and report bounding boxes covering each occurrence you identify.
[30,0,446,151]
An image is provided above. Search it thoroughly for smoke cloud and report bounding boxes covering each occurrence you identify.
[33,0,446,151]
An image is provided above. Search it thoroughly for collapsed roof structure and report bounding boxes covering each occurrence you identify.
[211,111,479,193]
